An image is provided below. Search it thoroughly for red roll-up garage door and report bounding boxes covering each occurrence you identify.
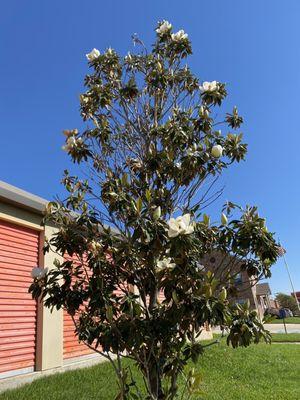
[63,311,93,360]
[0,220,39,377]
[63,253,125,361]
[63,253,93,360]
[63,287,126,360]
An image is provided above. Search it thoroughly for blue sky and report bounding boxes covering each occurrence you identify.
[0,0,299,296]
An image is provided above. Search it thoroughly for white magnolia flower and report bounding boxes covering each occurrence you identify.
[167,213,194,238]
[80,94,90,104]
[62,137,75,152]
[199,80,218,93]
[63,129,78,137]
[156,257,176,272]
[129,158,142,170]
[31,267,48,279]
[196,263,206,272]
[186,144,199,157]
[156,20,172,35]
[171,30,188,42]
[186,148,195,157]
[88,240,102,254]
[175,162,182,169]
[125,51,132,61]
[211,144,223,158]
[62,136,82,152]
[86,48,100,61]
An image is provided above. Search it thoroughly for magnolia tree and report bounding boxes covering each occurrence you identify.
[30,21,280,400]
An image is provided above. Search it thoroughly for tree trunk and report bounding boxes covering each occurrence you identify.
[147,357,164,400]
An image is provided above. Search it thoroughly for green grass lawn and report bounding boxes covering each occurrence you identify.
[268,317,300,324]
[1,341,299,400]
[271,333,300,342]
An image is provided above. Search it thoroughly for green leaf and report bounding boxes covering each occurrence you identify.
[136,197,142,213]
[121,173,128,186]
[203,213,210,226]
[172,291,179,304]
[145,189,152,202]
[106,305,113,322]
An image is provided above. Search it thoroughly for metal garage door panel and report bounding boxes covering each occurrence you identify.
[0,220,39,377]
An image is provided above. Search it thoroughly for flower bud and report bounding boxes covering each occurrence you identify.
[211,145,223,158]
[221,213,228,225]
[203,214,210,226]
[157,61,163,72]
[153,206,161,220]
[125,52,132,61]
[220,287,227,301]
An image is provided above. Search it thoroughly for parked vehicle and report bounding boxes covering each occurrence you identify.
[264,307,280,317]
[264,307,294,319]
[281,308,293,317]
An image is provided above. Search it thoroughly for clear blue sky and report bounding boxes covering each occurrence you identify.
[0,0,299,296]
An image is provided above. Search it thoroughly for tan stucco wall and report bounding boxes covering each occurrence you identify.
[0,202,43,230]
[36,224,63,371]
[0,201,63,371]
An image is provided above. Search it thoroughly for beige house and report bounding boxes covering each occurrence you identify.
[202,253,274,318]
[256,283,274,316]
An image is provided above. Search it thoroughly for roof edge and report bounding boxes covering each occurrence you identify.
[0,180,48,215]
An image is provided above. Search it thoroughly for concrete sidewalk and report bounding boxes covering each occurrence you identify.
[263,323,300,333]
[213,323,300,334]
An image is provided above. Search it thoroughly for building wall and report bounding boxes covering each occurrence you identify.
[35,225,63,371]
[0,201,64,377]
[0,202,42,231]
[0,198,213,378]
[292,291,300,302]
[201,252,259,310]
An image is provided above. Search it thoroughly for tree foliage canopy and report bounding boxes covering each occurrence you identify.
[30,21,281,400]
[275,293,299,314]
